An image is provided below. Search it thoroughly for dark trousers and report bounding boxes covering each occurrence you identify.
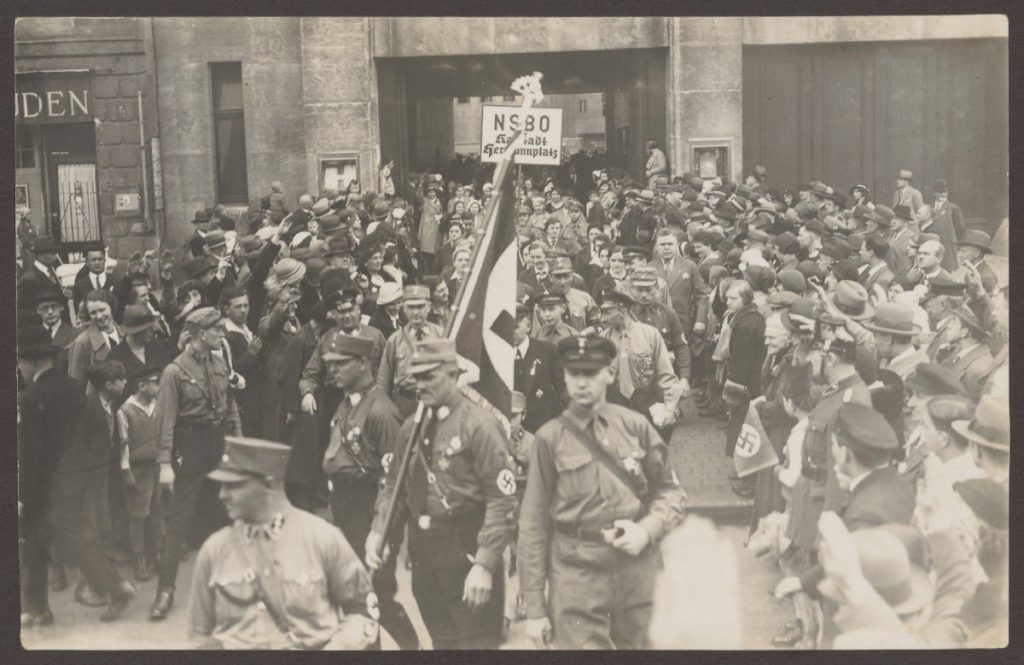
[407,512,504,649]
[330,475,420,650]
[157,423,229,590]
[49,467,122,598]
[19,504,51,615]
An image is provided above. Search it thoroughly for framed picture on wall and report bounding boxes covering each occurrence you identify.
[689,139,732,181]
[319,153,360,195]
[15,183,30,211]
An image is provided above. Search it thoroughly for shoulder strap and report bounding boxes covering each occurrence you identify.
[558,414,645,504]
[228,526,294,639]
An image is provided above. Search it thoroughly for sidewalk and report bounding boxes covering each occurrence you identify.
[669,398,753,519]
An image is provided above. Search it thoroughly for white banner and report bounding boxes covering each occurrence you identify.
[480,105,562,165]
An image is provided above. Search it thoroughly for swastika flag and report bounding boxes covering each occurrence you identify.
[732,401,781,479]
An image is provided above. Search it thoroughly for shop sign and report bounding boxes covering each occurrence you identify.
[16,74,93,123]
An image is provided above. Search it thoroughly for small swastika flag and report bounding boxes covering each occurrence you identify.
[732,401,781,478]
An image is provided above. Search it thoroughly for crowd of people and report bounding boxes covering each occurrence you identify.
[16,145,1008,649]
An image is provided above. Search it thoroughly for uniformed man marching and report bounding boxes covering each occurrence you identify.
[518,336,687,649]
[152,307,243,620]
[365,339,517,649]
[320,334,420,650]
[190,436,378,650]
[375,285,444,418]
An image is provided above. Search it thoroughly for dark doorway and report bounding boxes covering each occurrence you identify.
[43,122,101,251]
[377,48,667,199]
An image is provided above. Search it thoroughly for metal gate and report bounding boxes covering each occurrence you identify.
[55,163,101,244]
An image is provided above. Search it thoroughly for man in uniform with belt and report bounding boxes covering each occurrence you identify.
[151,307,242,620]
[365,339,517,649]
[629,265,691,397]
[518,336,686,649]
[599,290,681,443]
[773,326,871,646]
[190,436,378,650]
[375,285,444,418]
[320,334,420,650]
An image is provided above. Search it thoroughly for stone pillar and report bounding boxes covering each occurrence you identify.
[299,17,380,196]
[668,18,743,182]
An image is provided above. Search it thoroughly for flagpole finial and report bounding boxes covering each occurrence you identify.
[511,72,544,107]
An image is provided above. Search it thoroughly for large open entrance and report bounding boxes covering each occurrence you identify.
[377,48,667,198]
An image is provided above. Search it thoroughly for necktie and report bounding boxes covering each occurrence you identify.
[93,273,101,290]
[515,348,525,390]
[47,324,56,339]
[107,331,120,347]
[415,327,425,342]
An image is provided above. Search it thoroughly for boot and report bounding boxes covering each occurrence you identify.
[50,563,68,592]
[134,554,151,582]
[149,586,175,621]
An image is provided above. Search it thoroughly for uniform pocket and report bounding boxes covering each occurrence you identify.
[282,570,329,622]
[212,570,258,622]
[554,452,597,503]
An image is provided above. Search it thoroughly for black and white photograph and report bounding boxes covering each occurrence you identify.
[13,13,1010,651]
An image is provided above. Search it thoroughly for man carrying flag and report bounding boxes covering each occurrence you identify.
[362,73,536,648]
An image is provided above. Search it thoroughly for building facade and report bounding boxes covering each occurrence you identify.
[15,16,1008,257]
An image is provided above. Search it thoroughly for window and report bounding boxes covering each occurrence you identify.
[578,99,588,113]
[211,62,248,204]
[16,125,35,169]
[503,95,516,102]
[457,97,470,104]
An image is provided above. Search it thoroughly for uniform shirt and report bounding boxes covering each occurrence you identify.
[530,288,596,332]
[517,402,687,618]
[322,385,402,480]
[375,322,444,396]
[371,395,517,574]
[533,320,578,345]
[632,302,691,378]
[188,505,375,650]
[602,319,680,404]
[155,344,241,463]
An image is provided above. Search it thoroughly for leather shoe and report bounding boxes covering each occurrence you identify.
[771,620,804,647]
[101,580,137,622]
[75,579,108,607]
[50,563,68,592]
[149,587,175,621]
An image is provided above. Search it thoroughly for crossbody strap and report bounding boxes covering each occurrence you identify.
[228,526,295,640]
[558,415,645,505]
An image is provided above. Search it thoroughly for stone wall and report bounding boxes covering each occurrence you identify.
[152,17,307,251]
[298,18,381,202]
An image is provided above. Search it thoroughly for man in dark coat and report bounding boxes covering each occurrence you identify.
[927,180,966,270]
[72,244,118,317]
[18,326,73,626]
[18,236,66,321]
[512,303,567,434]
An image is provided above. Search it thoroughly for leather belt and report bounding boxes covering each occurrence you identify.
[555,523,616,544]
